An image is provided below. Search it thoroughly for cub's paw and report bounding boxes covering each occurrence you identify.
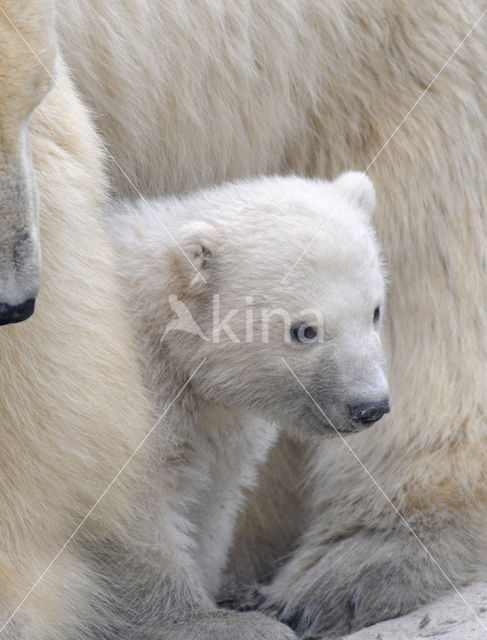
[217,583,267,612]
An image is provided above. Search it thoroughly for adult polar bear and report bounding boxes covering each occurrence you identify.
[0,2,298,639]
[0,2,153,637]
[55,0,487,636]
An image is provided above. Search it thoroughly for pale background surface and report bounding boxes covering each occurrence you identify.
[345,582,487,640]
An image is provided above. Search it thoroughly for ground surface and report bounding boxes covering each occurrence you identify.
[344,582,487,640]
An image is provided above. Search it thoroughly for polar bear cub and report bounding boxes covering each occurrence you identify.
[105,172,389,599]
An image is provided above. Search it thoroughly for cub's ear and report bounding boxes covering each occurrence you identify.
[333,171,376,216]
[169,220,221,291]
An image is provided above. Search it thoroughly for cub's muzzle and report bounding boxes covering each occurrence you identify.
[349,399,390,427]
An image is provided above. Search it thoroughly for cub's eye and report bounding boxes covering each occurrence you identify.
[291,323,318,344]
[373,307,380,323]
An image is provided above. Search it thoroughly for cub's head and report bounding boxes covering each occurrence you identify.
[162,172,389,438]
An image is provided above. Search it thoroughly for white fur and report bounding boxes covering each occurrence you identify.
[54,2,487,635]
[4,1,487,637]
[105,174,387,604]
[0,0,56,308]
[0,37,152,638]
[0,4,298,638]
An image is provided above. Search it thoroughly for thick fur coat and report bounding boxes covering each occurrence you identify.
[55,1,487,637]
[1,1,486,638]
[105,173,388,603]
[0,2,297,638]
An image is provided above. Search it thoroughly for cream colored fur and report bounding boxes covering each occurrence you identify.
[53,1,487,637]
[0,3,299,638]
[0,12,150,636]
[105,172,387,603]
[0,0,55,309]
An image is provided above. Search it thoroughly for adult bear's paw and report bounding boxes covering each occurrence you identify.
[258,526,472,639]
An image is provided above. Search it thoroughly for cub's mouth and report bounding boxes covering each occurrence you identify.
[308,404,354,436]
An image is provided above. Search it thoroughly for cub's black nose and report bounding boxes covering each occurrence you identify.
[350,400,390,426]
[0,298,36,326]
